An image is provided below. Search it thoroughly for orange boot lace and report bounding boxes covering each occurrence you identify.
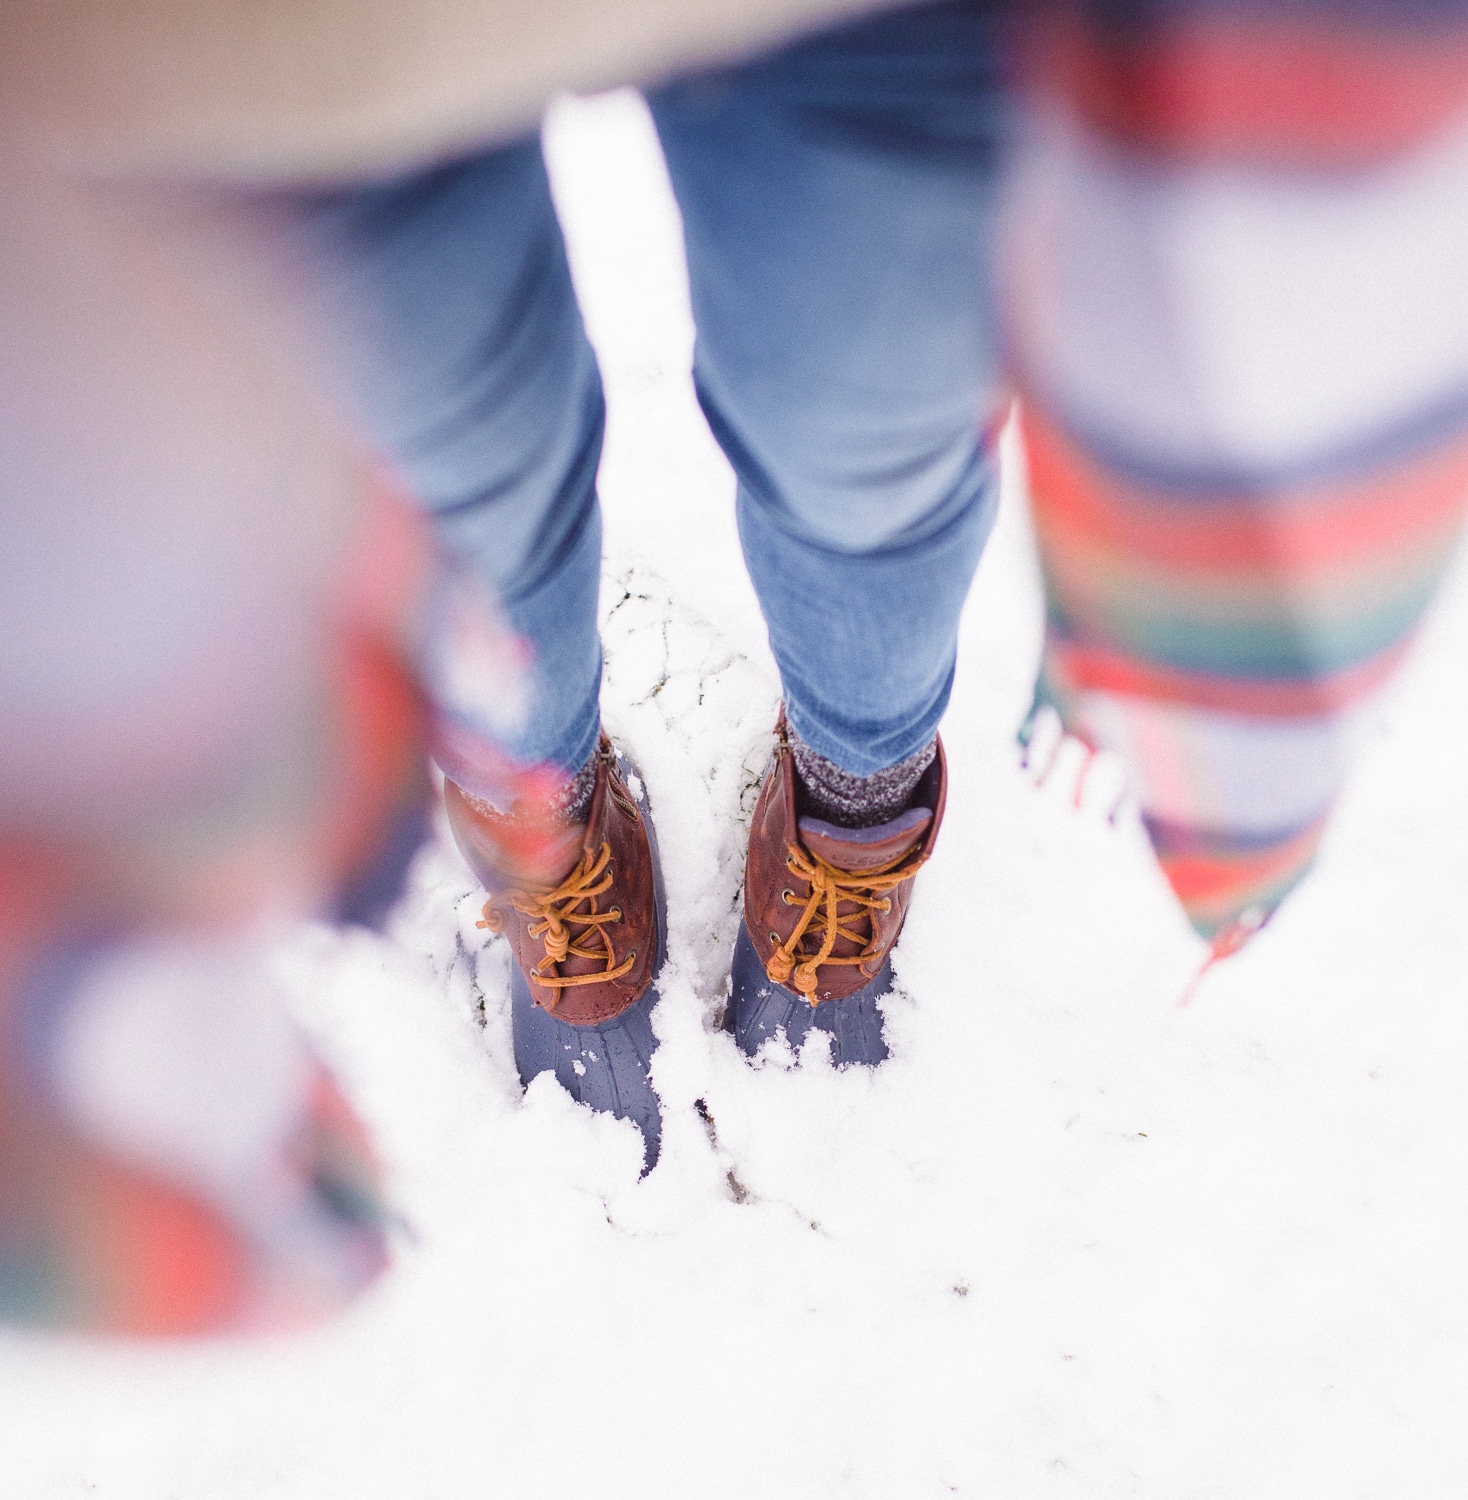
[477,841,635,1008]
[765,843,922,1000]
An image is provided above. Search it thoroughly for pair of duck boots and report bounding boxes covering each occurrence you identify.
[445,718,946,1170]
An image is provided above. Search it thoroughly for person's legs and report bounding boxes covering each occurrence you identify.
[650,0,1013,779]
[650,1,1014,1055]
[277,138,667,1165]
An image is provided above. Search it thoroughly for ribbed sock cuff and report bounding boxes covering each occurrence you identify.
[788,726,937,829]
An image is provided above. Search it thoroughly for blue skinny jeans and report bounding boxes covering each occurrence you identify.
[287,1,1012,782]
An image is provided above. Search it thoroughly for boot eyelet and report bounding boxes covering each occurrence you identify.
[769,932,780,945]
[609,907,622,921]
[627,948,636,962]
[781,888,795,903]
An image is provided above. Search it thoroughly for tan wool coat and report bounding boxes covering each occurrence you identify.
[0,0,908,183]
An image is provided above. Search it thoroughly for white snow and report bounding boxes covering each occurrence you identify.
[5,89,1468,1500]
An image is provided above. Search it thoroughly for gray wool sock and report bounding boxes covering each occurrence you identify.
[788,725,937,830]
[549,749,598,826]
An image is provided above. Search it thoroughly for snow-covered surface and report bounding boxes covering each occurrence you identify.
[7,90,1468,1499]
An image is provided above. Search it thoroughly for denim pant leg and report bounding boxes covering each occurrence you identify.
[649,1,1013,776]
[282,140,605,780]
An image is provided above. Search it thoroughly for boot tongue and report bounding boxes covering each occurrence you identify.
[797,806,931,874]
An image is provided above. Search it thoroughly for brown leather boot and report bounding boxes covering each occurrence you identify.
[444,737,665,1167]
[730,715,945,1064]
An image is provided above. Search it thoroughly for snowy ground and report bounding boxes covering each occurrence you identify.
[7,91,1468,1500]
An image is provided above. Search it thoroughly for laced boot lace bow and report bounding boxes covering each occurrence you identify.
[765,842,923,999]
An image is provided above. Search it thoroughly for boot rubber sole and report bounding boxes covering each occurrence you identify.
[728,923,891,1067]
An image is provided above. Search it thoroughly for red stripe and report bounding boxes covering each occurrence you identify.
[1158,821,1324,907]
[1027,13,1468,163]
[1021,403,1468,579]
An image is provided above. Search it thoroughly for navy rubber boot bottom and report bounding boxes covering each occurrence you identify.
[728,924,891,1067]
[510,749,666,1172]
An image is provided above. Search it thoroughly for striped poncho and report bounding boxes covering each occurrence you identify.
[1008,0,1468,947]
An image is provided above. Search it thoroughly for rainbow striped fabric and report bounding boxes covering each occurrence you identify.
[1008,0,1468,944]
